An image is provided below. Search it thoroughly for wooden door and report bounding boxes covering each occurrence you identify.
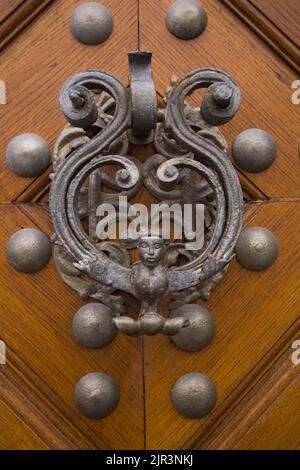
[0,0,299,450]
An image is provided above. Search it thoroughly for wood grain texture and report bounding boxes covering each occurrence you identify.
[0,0,53,52]
[205,339,300,449]
[0,367,76,449]
[0,204,144,449]
[140,0,300,199]
[235,369,300,449]
[0,0,299,451]
[0,397,46,450]
[143,201,300,449]
[0,0,24,24]
[221,0,300,74]
[251,0,300,49]
[0,0,138,202]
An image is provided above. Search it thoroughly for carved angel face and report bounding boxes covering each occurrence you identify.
[138,236,165,267]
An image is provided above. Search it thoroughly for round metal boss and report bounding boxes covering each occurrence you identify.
[70,2,113,45]
[235,226,279,271]
[6,133,50,178]
[171,372,217,419]
[170,304,215,352]
[232,128,277,173]
[166,0,208,40]
[7,228,52,273]
[74,372,119,419]
[72,303,117,348]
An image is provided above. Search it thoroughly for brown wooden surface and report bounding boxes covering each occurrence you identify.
[140,0,300,199]
[0,204,144,449]
[143,201,300,449]
[251,0,300,48]
[0,0,53,52]
[0,0,138,202]
[206,340,300,449]
[0,0,299,450]
[0,0,23,24]
[221,0,300,74]
[0,0,144,450]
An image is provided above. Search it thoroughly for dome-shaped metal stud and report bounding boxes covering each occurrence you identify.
[235,226,279,271]
[6,133,50,178]
[232,128,277,173]
[70,2,113,45]
[72,303,117,348]
[74,372,119,419]
[7,228,52,273]
[166,0,208,40]
[171,372,217,419]
[170,304,215,352]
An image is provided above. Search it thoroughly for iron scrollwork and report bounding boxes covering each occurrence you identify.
[50,51,243,338]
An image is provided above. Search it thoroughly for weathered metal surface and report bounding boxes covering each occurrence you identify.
[74,372,119,419]
[166,0,208,40]
[235,226,279,271]
[170,304,215,351]
[50,52,243,340]
[7,228,52,273]
[232,128,277,173]
[128,51,157,143]
[6,133,50,178]
[72,303,117,348]
[70,2,113,46]
[171,372,217,418]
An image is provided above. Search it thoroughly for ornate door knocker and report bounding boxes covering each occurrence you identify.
[50,51,242,339]
[47,50,244,418]
[7,51,279,420]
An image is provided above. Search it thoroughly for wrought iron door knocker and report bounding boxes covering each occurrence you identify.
[48,51,243,418]
[7,51,279,419]
[50,51,242,337]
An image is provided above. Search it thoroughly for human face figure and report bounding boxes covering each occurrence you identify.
[138,237,165,267]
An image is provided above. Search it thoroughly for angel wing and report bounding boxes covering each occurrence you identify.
[73,254,135,296]
[167,269,200,292]
[167,254,235,292]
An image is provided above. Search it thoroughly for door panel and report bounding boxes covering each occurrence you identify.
[0,0,144,450]
[0,205,144,449]
[206,343,300,450]
[251,0,300,49]
[140,0,300,199]
[0,0,299,450]
[139,0,299,448]
[0,0,138,201]
[143,201,300,449]
[0,1,24,23]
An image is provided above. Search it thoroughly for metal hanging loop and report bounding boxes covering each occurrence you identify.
[128,51,157,144]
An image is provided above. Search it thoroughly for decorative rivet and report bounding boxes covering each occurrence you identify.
[70,2,113,45]
[6,133,50,178]
[116,168,130,183]
[7,228,52,273]
[164,166,177,178]
[232,128,277,173]
[166,0,208,40]
[170,304,215,352]
[72,303,117,348]
[68,88,85,109]
[235,226,279,271]
[74,372,119,419]
[171,372,217,418]
[211,83,233,108]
